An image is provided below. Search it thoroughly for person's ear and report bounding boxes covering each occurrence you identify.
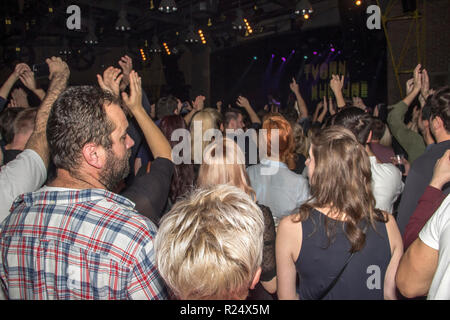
[433,116,444,130]
[82,143,106,169]
[249,267,262,290]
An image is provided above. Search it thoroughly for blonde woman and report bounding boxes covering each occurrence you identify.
[276,126,403,300]
[197,137,277,296]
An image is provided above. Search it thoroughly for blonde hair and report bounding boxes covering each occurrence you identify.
[189,110,218,162]
[291,121,309,158]
[155,184,264,300]
[379,126,393,147]
[197,137,255,199]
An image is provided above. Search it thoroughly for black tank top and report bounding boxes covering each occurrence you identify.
[295,209,391,300]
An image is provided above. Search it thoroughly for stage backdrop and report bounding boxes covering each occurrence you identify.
[211,26,387,113]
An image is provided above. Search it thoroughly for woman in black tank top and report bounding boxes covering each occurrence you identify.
[276,126,403,300]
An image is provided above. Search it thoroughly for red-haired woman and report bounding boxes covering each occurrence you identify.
[247,114,310,226]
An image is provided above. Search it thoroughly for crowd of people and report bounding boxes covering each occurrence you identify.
[0,54,449,300]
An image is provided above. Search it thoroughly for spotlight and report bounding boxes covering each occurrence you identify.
[331,48,335,52]
[198,29,207,44]
[185,25,200,43]
[304,55,308,59]
[243,18,253,34]
[355,0,362,6]
[271,54,275,58]
[292,50,296,54]
[158,0,178,13]
[295,0,313,19]
[149,35,162,53]
[253,56,258,60]
[115,9,131,31]
[140,48,147,61]
[313,51,318,55]
[281,57,286,62]
[163,42,171,55]
[233,9,246,30]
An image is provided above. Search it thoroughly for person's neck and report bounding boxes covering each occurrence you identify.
[265,155,281,162]
[314,205,347,221]
[365,144,376,157]
[48,168,106,190]
[435,131,450,144]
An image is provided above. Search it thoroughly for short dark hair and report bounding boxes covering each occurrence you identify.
[426,86,450,133]
[224,108,242,128]
[371,118,386,141]
[14,108,37,135]
[156,95,178,120]
[0,107,25,144]
[332,107,373,145]
[47,86,120,174]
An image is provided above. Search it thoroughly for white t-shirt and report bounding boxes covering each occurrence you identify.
[0,149,46,225]
[370,156,404,213]
[419,194,450,300]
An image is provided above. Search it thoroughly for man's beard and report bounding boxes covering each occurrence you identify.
[99,148,131,191]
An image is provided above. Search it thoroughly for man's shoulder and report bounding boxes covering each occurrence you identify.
[4,188,158,248]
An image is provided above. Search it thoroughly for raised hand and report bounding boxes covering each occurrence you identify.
[330,74,344,93]
[13,63,31,79]
[216,100,222,113]
[289,78,300,95]
[121,70,142,112]
[97,66,123,97]
[420,69,431,99]
[19,70,37,91]
[406,78,415,95]
[118,55,133,90]
[192,95,205,111]
[46,56,69,81]
[236,96,251,109]
[412,64,422,92]
[430,150,450,190]
[353,96,367,111]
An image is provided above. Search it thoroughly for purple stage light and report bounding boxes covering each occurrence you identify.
[281,57,286,62]
[292,50,295,53]
[313,51,318,55]
[331,48,335,52]
[271,54,275,58]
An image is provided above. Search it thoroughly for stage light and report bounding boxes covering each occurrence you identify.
[159,0,178,13]
[243,18,253,34]
[233,8,246,30]
[185,25,200,43]
[313,51,318,55]
[140,48,147,61]
[355,0,362,6]
[208,18,212,27]
[5,17,12,25]
[281,57,286,62]
[304,55,308,59]
[295,0,313,19]
[149,35,162,53]
[271,54,275,58]
[331,48,335,52]
[163,42,171,55]
[198,29,207,44]
[150,0,155,10]
[115,9,131,31]
[292,50,296,54]
[253,56,258,60]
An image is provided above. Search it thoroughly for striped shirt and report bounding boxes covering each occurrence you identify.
[0,188,168,300]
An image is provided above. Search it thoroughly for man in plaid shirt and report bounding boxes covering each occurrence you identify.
[0,62,168,299]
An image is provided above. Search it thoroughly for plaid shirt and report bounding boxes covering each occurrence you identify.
[0,188,168,300]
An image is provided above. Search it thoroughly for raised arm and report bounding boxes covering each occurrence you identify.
[236,95,261,125]
[0,63,29,111]
[122,71,171,161]
[25,57,70,168]
[330,74,346,109]
[289,78,308,119]
[19,68,46,101]
[184,96,205,125]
